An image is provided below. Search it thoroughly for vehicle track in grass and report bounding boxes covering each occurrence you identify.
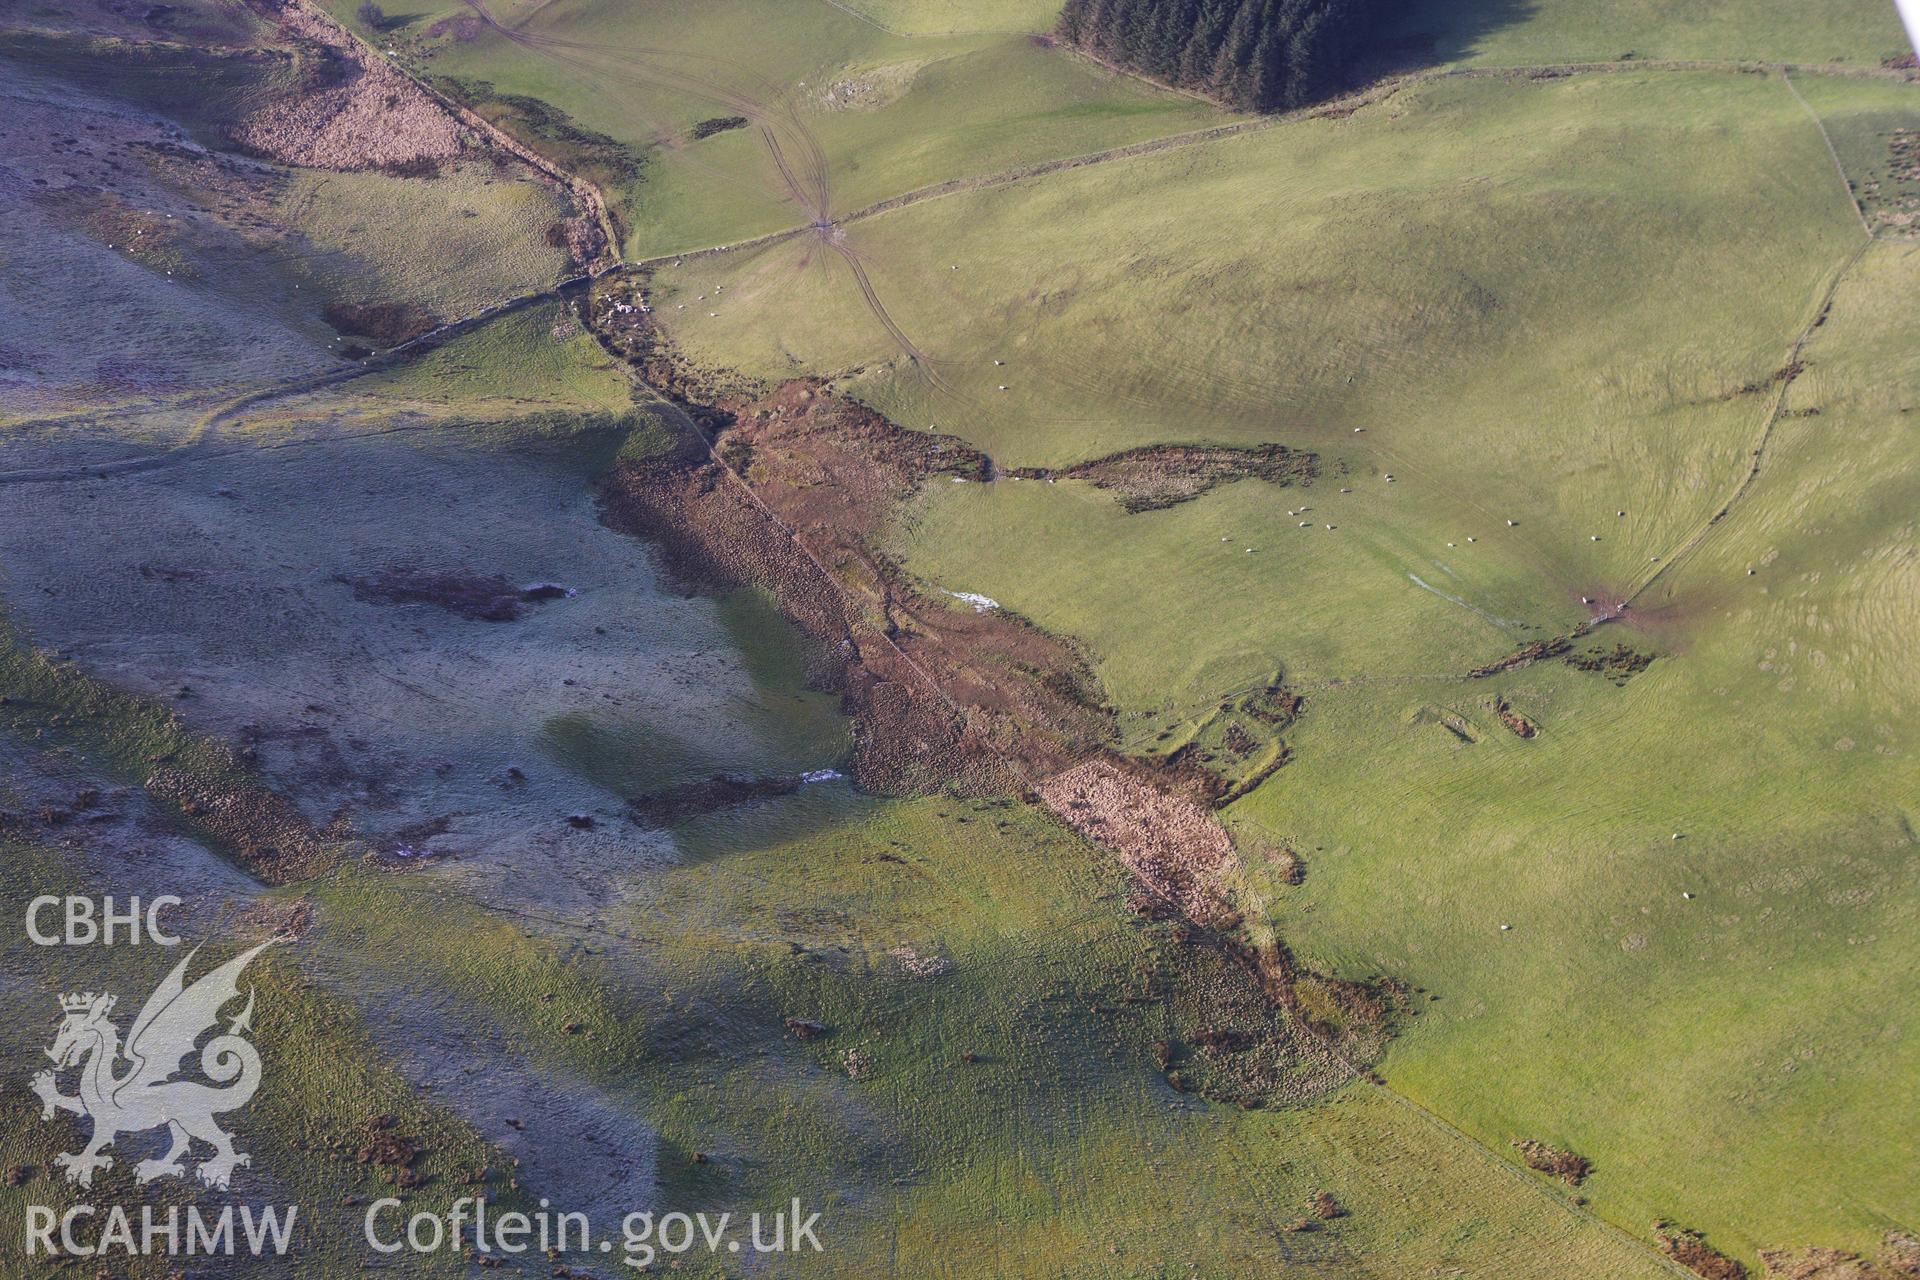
[460,0,833,219]
[1622,67,1881,611]
[456,0,962,390]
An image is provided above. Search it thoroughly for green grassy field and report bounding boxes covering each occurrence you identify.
[343,298,637,411]
[278,162,573,318]
[394,0,1221,254]
[1238,658,1918,1260]
[284,790,1678,1278]
[815,0,1062,36]
[657,69,1866,710]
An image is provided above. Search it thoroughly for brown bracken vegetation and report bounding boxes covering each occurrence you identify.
[1759,1233,1920,1280]
[322,300,441,347]
[1656,1222,1748,1280]
[1008,442,1316,512]
[1493,698,1538,739]
[1512,1138,1591,1185]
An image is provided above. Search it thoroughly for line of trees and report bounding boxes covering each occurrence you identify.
[1056,0,1381,112]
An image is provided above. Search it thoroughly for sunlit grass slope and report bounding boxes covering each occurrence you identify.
[657,70,1863,709]
[279,162,572,318]
[344,299,637,413]
[409,0,1220,254]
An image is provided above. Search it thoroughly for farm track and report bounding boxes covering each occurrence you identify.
[0,353,406,485]
[1784,69,1875,235]
[0,416,469,486]
[1624,234,1873,608]
[452,0,966,382]
[460,0,833,218]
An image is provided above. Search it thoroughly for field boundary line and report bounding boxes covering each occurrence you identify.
[294,0,622,271]
[816,60,1914,236]
[814,0,905,34]
[1447,56,1914,82]
[629,226,816,270]
[835,117,1273,222]
[1361,1077,1699,1279]
[1625,234,1873,606]
[1781,69,1874,235]
[831,82,1407,228]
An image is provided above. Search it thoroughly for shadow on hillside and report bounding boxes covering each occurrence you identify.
[1358,0,1538,79]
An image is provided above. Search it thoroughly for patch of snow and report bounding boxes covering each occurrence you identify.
[943,590,999,613]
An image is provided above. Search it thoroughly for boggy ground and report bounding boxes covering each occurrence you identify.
[601,375,1110,798]
[0,410,846,904]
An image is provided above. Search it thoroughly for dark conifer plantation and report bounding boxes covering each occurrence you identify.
[1056,0,1380,111]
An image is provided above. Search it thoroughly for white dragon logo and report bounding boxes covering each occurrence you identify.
[30,940,273,1190]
